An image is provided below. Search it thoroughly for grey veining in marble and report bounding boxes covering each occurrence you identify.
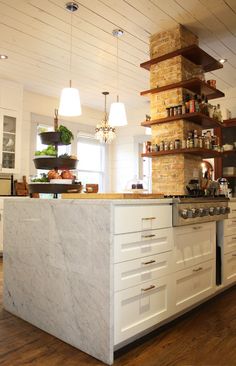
[3,199,114,365]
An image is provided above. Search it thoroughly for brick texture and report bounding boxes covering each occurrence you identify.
[150,25,202,195]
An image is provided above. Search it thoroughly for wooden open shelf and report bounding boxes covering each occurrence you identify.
[141,112,223,128]
[142,148,223,159]
[140,78,225,100]
[140,45,223,73]
[222,118,236,127]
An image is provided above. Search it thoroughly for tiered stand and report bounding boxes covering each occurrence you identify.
[28,110,82,196]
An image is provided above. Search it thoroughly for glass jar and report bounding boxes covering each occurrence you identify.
[174,139,181,149]
[182,139,186,149]
[164,141,169,150]
[159,141,164,151]
[169,141,174,150]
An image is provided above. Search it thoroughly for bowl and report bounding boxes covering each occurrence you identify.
[223,144,234,151]
[50,179,72,184]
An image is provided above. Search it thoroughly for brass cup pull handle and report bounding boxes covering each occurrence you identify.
[232,209,236,212]
[232,220,236,223]
[232,254,236,257]
[141,285,155,292]
[142,217,156,221]
[142,260,156,265]
[193,267,203,272]
[193,226,202,230]
[232,238,236,240]
[142,234,156,239]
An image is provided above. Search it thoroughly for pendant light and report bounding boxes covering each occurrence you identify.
[58,2,82,117]
[95,92,116,144]
[109,29,127,127]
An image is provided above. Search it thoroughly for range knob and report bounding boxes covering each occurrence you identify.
[226,207,231,214]
[209,207,216,216]
[179,209,188,219]
[215,207,221,215]
[220,206,226,215]
[204,208,210,216]
[188,208,198,218]
[199,207,207,217]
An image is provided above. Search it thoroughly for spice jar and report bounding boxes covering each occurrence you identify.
[164,141,169,151]
[166,108,170,117]
[182,139,186,149]
[199,136,203,148]
[159,141,164,151]
[169,141,174,150]
[169,107,174,117]
[174,139,181,149]
[173,106,178,116]
[178,105,182,115]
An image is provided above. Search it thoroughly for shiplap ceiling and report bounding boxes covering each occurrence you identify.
[0,0,235,110]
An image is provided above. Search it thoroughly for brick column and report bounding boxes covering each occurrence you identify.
[150,25,203,195]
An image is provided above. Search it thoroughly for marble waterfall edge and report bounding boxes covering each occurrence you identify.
[3,199,114,365]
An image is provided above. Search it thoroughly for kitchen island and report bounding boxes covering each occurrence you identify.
[3,197,172,365]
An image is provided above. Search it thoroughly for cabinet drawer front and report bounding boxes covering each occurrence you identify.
[114,252,172,291]
[228,203,236,219]
[174,260,215,312]
[173,222,215,271]
[223,251,236,285]
[114,228,173,263]
[114,204,172,234]
[224,219,236,236]
[114,275,172,344]
[224,235,236,254]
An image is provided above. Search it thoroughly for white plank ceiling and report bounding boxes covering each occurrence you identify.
[0,0,235,110]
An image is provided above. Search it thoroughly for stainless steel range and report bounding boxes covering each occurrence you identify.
[172,196,230,226]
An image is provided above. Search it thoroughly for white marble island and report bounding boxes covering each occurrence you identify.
[3,197,172,365]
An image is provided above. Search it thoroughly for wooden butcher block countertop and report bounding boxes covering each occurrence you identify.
[61,192,164,199]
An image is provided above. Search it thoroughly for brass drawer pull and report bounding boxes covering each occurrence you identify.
[232,254,236,257]
[142,259,156,265]
[142,234,156,239]
[193,267,203,272]
[193,226,202,230]
[142,217,156,221]
[232,209,236,212]
[141,284,155,292]
[232,238,236,240]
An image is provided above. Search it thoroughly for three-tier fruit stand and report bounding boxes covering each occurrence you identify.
[28,110,82,196]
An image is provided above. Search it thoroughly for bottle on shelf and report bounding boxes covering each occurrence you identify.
[189,95,195,113]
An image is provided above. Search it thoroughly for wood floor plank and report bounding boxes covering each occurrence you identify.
[0,257,236,365]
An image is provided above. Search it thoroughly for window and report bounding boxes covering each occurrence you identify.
[77,134,105,191]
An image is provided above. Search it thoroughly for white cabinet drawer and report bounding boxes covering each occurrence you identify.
[114,275,172,344]
[223,251,236,285]
[114,251,172,291]
[228,203,236,219]
[114,228,173,263]
[224,235,236,254]
[173,222,215,271]
[114,204,172,234]
[173,260,215,313]
[224,219,236,236]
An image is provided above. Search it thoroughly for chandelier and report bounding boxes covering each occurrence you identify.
[95,92,116,144]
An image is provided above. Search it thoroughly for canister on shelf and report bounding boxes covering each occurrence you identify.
[169,141,174,150]
[182,139,186,149]
[159,141,164,151]
[164,141,169,151]
[166,108,170,117]
[174,139,181,149]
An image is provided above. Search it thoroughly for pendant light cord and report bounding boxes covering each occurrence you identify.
[116,36,119,102]
[69,11,72,86]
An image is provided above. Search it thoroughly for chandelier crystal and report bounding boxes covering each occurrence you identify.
[95,92,116,144]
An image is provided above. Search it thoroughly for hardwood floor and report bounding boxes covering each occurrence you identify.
[0,257,236,366]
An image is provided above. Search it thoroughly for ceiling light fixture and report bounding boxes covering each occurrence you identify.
[95,92,116,144]
[0,55,8,60]
[219,58,227,64]
[109,29,127,127]
[58,2,82,117]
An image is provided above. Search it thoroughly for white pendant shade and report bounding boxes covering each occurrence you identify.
[109,101,127,126]
[58,87,82,117]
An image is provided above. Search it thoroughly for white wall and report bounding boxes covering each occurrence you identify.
[109,106,149,192]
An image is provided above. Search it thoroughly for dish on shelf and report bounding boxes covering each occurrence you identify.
[223,144,234,151]
[50,179,73,184]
